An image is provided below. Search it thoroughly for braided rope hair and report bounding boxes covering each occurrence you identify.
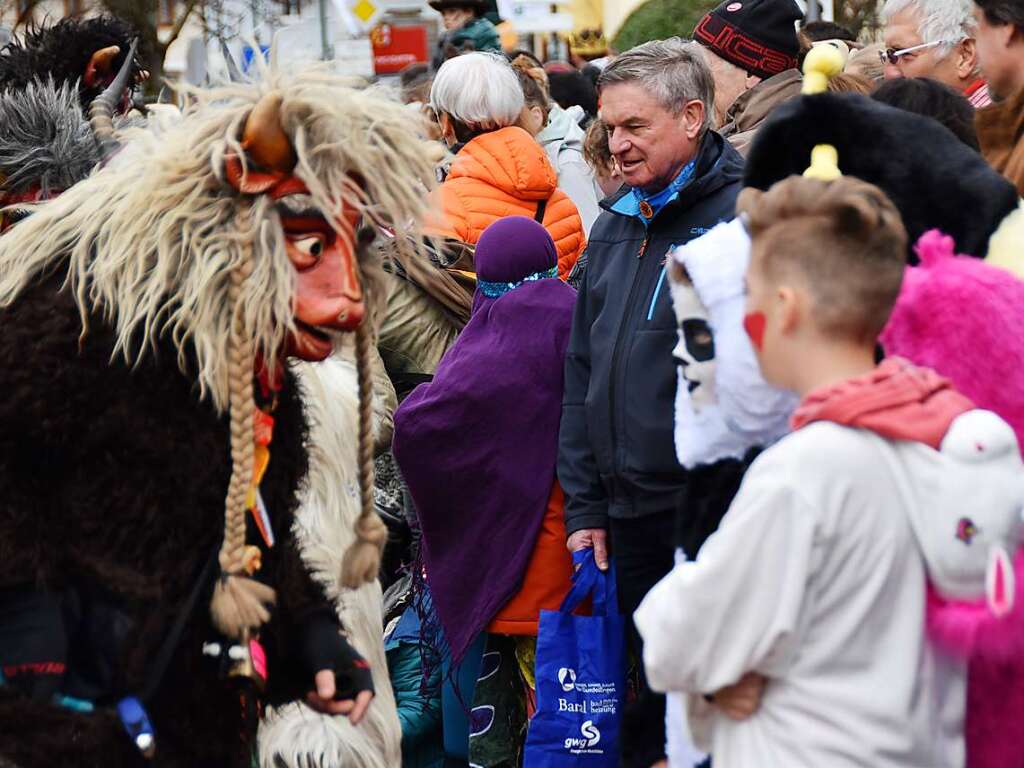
[338,258,389,589]
[209,202,276,640]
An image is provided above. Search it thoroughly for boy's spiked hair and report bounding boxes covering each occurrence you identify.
[739,176,908,344]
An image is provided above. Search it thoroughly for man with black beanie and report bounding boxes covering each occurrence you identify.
[693,0,805,154]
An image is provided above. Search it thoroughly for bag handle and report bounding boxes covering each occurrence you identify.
[559,549,619,617]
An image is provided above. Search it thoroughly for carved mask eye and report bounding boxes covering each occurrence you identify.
[288,234,325,269]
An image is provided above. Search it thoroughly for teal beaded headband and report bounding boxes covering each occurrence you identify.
[477,266,558,298]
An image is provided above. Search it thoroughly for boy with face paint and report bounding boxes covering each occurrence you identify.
[634,174,1024,768]
[665,216,798,766]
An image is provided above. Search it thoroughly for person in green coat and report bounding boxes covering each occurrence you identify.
[430,0,502,71]
[385,602,445,768]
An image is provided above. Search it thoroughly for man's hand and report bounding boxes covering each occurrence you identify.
[307,669,374,724]
[709,672,766,721]
[566,528,610,571]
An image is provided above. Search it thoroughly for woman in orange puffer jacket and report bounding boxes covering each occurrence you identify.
[427,52,586,278]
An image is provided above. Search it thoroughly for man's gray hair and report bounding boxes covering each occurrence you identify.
[882,0,978,56]
[430,52,525,131]
[598,38,715,134]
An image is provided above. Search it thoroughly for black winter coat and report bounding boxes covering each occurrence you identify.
[0,269,336,767]
[558,132,744,535]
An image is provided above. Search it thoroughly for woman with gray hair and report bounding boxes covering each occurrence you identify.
[881,0,993,107]
[426,52,586,278]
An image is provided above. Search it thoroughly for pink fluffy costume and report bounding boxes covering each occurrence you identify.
[881,230,1024,768]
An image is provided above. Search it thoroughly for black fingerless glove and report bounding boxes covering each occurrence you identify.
[300,612,375,701]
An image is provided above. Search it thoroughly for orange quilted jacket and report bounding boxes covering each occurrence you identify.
[428,126,586,279]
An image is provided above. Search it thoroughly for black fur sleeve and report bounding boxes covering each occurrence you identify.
[0,277,102,588]
[675,448,763,560]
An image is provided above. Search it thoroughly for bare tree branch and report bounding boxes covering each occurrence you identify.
[168,0,202,46]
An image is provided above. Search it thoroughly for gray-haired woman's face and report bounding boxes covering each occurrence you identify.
[437,111,458,148]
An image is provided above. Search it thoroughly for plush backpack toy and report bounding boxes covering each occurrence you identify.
[881,231,1024,768]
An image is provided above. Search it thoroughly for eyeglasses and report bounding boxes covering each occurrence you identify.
[878,40,945,65]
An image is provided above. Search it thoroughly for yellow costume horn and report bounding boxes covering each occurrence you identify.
[800,44,845,181]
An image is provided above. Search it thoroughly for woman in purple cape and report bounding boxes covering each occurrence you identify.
[393,215,577,764]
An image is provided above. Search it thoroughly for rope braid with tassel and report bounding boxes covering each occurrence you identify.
[340,315,388,588]
[210,201,276,640]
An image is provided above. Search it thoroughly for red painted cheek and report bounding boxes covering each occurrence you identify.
[743,311,767,352]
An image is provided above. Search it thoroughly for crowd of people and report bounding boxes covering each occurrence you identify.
[0,0,1024,767]
[379,0,1024,765]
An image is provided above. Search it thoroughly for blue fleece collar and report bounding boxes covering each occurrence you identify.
[610,157,698,223]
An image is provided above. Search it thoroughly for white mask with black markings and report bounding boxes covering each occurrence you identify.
[669,271,717,413]
[668,219,797,469]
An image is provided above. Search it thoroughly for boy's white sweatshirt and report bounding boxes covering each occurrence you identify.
[636,414,1024,768]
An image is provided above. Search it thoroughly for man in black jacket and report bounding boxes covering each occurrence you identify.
[558,37,744,767]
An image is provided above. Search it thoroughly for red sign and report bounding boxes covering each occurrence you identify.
[371,24,430,75]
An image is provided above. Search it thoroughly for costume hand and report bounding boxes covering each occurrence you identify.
[306,669,374,724]
[710,672,765,721]
[566,528,609,571]
[301,613,376,724]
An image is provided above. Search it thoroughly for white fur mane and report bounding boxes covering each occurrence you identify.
[258,350,401,767]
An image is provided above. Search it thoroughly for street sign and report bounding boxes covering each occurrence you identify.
[508,2,574,33]
[271,20,375,77]
[370,23,430,74]
[333,0,385,33]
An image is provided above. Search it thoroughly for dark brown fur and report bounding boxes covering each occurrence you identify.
[0,266,333,767]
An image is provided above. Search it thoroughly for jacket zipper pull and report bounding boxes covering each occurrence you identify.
[638,235,649,259]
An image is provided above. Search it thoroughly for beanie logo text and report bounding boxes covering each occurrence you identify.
[694,13,796,78]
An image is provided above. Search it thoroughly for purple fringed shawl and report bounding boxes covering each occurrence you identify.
[392,216,576,665]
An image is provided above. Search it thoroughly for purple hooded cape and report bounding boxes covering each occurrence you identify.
[392,216,576,665]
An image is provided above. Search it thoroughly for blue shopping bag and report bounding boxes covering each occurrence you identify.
[524,548,625,767]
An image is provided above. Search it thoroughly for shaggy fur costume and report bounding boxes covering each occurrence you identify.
[0,73,437,411]
[881,230,1024,448]
[259,354,402,768]
[744,94,1019,261]
[881,230,1024,768]
[0,16,140,109]
[0,80,96,197]
[0,70,437,766]
[0,270,320,767]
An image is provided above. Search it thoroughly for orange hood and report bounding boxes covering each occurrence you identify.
[448,126,559,202]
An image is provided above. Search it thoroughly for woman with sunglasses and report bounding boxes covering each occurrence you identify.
[880,0,993,107]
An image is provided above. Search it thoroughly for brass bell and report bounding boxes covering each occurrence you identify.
[226,628,267,692]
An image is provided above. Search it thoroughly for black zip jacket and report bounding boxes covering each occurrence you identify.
[558,132,744,535]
